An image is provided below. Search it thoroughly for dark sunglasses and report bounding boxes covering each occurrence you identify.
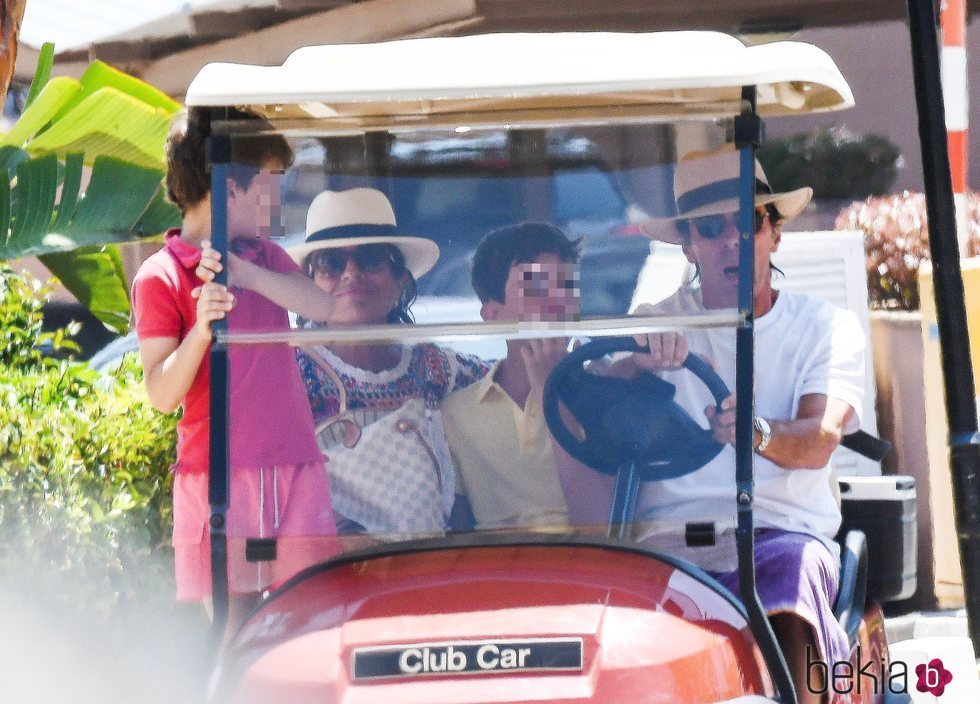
[689,208,767,240]
[307,244,402,278]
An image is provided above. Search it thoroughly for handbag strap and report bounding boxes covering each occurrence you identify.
[303,346,363,448]
[302,346,348,413]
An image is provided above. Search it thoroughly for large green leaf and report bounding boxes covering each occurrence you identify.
[50,152,84,234]
[40,246,131,334]
[29,88,174,170]
[23,43,55,111]
[66,156,175,239]
[0,144,30,175]
[57,61,181,119]
[2,58,181,169]
[9,154,58,252]
[134,187,181,235]
[0,52,183,328]
[0,77,79,150]
[0,155,179,260]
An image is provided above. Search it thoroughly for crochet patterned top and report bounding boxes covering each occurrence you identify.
[297,343,490,426]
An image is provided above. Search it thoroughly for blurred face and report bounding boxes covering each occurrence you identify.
[227,160,284,239]
[308,244,409,325]
[683,207,780,314]
[482,252,580,323]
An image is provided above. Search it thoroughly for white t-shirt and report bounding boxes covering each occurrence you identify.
[632,287,865,554]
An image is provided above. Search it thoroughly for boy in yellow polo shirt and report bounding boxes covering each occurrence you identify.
[442,222,612,530]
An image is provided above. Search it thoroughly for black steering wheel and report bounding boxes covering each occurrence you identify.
[542,336,731,481]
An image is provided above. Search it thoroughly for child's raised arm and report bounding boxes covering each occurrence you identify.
[198,241,335,323]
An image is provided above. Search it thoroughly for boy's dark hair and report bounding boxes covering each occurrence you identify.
[165,106,294,214]
[471,221,582,304]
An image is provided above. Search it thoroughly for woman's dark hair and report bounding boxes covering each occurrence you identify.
[471,221,582,304]
[165,106,294,214]
[385,246,417,324]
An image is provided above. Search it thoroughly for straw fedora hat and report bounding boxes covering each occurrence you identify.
[641,145,812,245]
[288,187,440,278]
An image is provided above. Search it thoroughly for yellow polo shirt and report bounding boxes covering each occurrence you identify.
[441,361,570,530]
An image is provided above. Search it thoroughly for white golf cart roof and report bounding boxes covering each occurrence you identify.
[184,31,853,132]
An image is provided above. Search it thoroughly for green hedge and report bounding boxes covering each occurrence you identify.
[758,128,901,200]
[0,266,180,628]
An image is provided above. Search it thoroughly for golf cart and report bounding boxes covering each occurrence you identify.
[191,30,920,704]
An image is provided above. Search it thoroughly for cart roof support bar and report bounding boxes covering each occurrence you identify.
[907,0,980,648]
[734,86,796,704]
[208,122,232,652]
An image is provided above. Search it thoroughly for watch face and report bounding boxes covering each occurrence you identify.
[754,416,772,451]
[752,416,772,452]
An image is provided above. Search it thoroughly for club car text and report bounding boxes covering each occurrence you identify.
[352,639,584,680]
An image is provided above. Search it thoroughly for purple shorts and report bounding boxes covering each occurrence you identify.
[711,528,850,666]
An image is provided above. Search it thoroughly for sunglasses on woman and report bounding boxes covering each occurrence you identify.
[307,244,402,278]
[689,208,768,240]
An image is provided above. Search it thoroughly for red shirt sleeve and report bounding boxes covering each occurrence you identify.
[132,262,185,339]
[263,239,304,275]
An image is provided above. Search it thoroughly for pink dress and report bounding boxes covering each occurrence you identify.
[132,230,338,601]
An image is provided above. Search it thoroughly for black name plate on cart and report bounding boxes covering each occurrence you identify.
[352,638,584,680]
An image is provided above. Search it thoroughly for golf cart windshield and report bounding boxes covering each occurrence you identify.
[215,119,744,576]
[191,33,855,696]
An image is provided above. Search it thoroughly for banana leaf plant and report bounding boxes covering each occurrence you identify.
[0,43,182,332]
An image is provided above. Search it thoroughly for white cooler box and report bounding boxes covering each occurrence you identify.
[836,475,917,602]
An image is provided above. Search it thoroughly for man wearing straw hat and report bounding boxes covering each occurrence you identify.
[618,146,866,703]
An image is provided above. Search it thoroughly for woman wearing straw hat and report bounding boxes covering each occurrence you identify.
[618,147,866,703]
[291,188,489,537]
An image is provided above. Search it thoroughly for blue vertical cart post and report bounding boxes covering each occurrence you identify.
[207,117,232,650]
[733,86,796,704]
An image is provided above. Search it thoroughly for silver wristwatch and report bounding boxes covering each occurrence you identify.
[753,415,772,453]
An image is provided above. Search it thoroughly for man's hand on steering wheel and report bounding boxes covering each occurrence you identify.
[631,332,689,373]
[544,336,730,479]
[705,393,737,446]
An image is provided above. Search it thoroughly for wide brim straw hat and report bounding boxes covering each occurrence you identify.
[288,187,440,279]
[640,145,812,245]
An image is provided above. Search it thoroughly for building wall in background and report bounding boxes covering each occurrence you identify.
[768,18,980,196]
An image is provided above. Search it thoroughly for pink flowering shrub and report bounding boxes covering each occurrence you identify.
[836,191,980,310]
